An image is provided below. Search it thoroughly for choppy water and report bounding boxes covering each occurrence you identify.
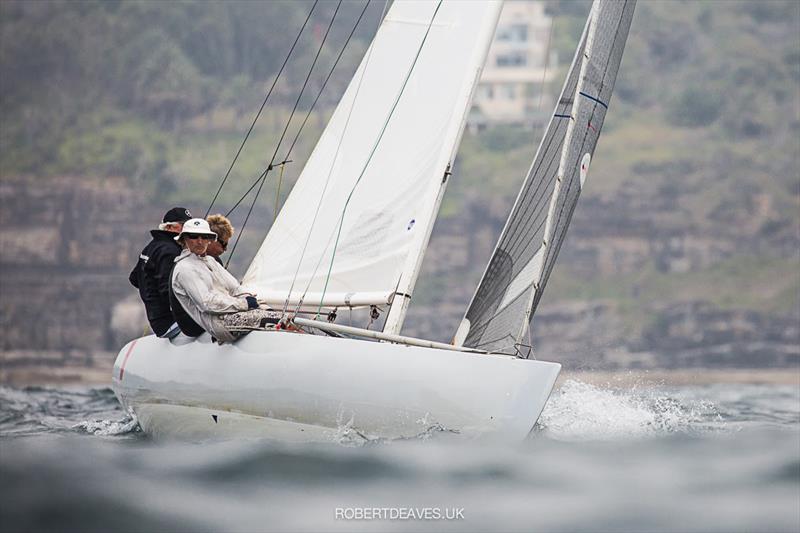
[1,378,798,532]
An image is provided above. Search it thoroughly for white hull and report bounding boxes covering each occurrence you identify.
[112,331,560,442]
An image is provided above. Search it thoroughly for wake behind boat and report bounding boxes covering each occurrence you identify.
[112,0,635,441]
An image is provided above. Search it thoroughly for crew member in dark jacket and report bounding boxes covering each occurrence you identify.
[129,207,193,337]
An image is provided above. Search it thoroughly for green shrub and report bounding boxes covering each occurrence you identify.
[667,87,722,127]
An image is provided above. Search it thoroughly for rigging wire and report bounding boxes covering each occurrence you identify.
[278,0,372,177]
[225,0,372,222]
[537,16,554,112]
[314,0,444,319]
[225,0,344,268]
[225,167,268,217]
[226,167,272,269]
[287,0,389,318]
[205,0,319,217]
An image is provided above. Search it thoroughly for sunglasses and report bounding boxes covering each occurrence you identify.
[184,233,215,241]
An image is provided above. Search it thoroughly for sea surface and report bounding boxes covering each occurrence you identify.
[1,378,798,532]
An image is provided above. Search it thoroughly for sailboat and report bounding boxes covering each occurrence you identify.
[112,0,635,441]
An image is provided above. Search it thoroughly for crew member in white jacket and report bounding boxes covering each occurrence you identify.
[171,218,277,343]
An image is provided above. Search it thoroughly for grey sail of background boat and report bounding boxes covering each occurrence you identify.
[456,0,636,355]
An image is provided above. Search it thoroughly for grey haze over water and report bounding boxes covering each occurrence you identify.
[0,380,798,532]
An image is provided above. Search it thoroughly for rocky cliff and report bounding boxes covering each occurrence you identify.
[0,175,797,380]
[0,176,152,376]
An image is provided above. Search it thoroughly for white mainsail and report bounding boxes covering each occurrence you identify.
[243,0,502,334]
[457,0,636,354]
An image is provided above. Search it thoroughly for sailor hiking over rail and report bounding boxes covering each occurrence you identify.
[171,218,279,343]
[129,206,193,337]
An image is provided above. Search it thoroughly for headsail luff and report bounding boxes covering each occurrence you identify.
[532,0,637,321]
[455,11,592,352]
[457,0,636,354]
[242,1,503,327]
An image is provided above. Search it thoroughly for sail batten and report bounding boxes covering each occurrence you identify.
[459,0,636,354]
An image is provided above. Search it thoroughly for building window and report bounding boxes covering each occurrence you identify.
[496,23,528,43]
[496,51,527,67]
[501,84,516,99]
[477,84,494,100]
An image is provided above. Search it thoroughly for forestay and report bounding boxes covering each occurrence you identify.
[456,0,636,354]
[243,0,502,325]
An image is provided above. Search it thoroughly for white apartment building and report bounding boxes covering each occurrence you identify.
[469,0,557,130]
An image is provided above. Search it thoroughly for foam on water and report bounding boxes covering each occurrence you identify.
[73,408,139,436]
[538,379,723,441]
[335,412,460,447]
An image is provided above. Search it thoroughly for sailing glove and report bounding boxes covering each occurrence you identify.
[245,296,259,309]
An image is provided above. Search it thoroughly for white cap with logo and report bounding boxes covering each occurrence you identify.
[175,218,218,241]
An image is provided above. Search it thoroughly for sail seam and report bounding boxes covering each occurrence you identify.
[532,1,633,315]
[461,0,637,353]
[497,121,568,254]
[277,0,376,316]
[315,0,444,317]
[459,19,587,349]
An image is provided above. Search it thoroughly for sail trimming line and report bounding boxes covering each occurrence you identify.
[242,1,504,320]
[226,1,345,267]
[284,0,386,317]
[314,0,444,317]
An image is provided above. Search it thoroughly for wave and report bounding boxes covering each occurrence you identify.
[72,407,140,437]
[537,379,723,441]
[0,385,140,438]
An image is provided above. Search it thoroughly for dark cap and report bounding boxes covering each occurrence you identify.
[162,207,193,224]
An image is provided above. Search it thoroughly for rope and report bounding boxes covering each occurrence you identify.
[225,0,344,267]
[315,0,443,318]
[273,163,286,224]
[286,0,386,317]
[265,0,344,186]
[205,0,319,217]
[279,0,372,171]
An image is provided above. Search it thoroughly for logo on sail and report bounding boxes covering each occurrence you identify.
[579,153,591,189]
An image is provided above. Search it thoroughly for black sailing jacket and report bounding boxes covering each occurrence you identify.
[129,230,182,336]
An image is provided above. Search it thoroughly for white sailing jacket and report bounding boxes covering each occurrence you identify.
[171,249,251,342]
